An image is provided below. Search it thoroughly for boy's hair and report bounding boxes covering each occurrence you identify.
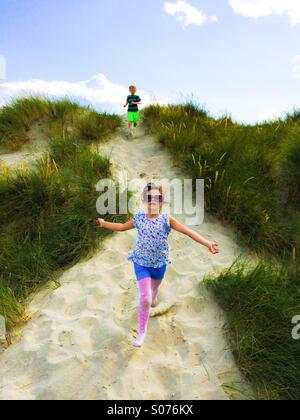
[129,85,137,90]
[142,182,164,201]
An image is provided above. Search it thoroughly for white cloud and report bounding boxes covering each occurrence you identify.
[0,74,169,113]
[258,106,279,122]
[292,55,300,79]
[164,0,217,28]
[229,0,300,26]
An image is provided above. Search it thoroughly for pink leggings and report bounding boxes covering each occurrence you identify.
[137,278,162,335]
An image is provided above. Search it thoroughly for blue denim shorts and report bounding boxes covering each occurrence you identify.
[134,263,167,281]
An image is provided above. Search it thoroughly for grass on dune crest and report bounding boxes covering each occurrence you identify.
[142,103,300,400]
[205,262,300,400]
[0,98,124,331]
[142,103,300,259]
[0,97,122,151]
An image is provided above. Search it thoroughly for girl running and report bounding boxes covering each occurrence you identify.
[96,183,219,348]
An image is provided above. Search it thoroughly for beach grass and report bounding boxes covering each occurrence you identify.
[204,262,300,400]
[142,103,300,400]
[142,103,300,259]
[0,97,122,151]
[0,98,124,330]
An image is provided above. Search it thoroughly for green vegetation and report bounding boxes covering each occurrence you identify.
[142,103,300,400]
[205,263,300,400]
[0,98,123,330]
[143,103,300,258]
[0,97,121,151]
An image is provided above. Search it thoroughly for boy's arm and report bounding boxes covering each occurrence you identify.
[170,216,219,254]
[124,100,128,108]
[96,218,135,232]
[131,97,141,105]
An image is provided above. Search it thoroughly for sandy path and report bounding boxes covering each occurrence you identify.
[0,125,250,400]
[0,123,48,169]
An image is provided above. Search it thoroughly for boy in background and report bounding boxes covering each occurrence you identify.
[124,85,141,138]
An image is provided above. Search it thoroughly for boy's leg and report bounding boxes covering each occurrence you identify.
[134,111,139,128]
[134,277,152,347]
[128,122,133,133]
[151,279,162,307]
[128,114,134,138]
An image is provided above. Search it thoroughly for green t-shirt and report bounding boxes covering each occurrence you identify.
[127,95,141,112]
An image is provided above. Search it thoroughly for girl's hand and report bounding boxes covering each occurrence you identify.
[207,242,219,254]
[96,218,105,227]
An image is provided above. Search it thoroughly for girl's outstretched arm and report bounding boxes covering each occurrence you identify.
[96,218,134,232]
[170,216,219,255]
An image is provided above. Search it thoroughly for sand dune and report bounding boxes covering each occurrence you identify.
[0,123,48,169]
[0,125,251,400]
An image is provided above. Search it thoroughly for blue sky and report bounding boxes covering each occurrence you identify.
[0,0,300,123]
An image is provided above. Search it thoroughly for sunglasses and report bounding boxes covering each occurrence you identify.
[144,195,164,203]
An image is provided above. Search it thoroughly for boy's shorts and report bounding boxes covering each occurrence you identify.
[134,263,167,281]
[128,111,139,124]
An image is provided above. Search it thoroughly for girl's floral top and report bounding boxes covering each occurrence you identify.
[128,210,172,268]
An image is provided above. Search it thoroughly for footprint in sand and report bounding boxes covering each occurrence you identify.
[150,302,176,318]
